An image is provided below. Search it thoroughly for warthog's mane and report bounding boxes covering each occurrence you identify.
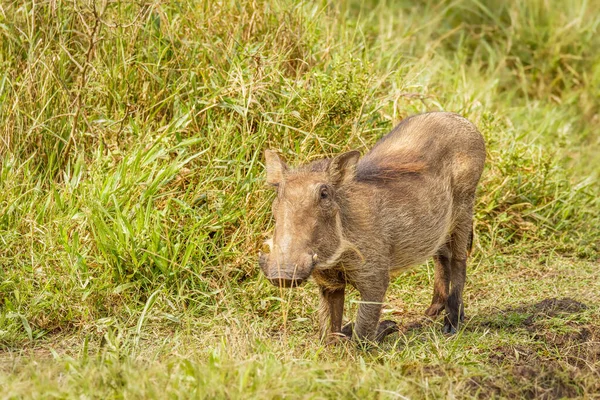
[293,155,426,184]
[355,158,426,183]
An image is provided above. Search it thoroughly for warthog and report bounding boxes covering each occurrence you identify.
[259,112,486,342]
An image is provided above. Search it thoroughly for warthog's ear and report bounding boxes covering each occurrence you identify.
[329,150,360,186]
[265,150,287,187]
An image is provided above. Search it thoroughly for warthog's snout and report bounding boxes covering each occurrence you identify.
[267,276,305,288]
[259,250,317,288]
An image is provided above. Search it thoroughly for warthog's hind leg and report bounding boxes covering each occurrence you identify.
[425,244,451,318]
[443,217,472,334]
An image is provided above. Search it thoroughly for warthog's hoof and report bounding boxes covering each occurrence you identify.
[442,312,465,335]
[326,332,351,346]
[375,320,399,342]
[341,322,354,338]
[442,323,457,335]
[425,303,445,317]
[339,320,399,343]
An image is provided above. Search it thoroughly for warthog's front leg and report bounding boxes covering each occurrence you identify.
[352,272,397,343]
[318,286,345,341]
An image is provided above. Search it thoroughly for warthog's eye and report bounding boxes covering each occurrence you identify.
[319,185,329,200]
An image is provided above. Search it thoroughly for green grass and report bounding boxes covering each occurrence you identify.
[1,0,599,398]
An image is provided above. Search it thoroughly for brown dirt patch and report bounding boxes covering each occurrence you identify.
[521,298,589,323]
[482,346,600,399]
[471,344,598,399]
[468,297,600,398]
[477,297,590,329]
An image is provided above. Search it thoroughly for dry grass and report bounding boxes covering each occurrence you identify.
[1,0,599,398]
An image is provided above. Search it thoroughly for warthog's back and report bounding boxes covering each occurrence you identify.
[346,112,486,271]
[358,112,485,187]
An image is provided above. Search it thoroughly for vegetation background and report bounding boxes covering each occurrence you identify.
[1,0,599,398]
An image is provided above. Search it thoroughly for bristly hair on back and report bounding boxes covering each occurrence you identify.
[355,158,426,183]
[290,155,425,183]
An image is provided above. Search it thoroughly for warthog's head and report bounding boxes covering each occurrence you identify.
[258,149,360,288]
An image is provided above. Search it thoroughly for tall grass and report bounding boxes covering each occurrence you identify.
[1,0,599,397]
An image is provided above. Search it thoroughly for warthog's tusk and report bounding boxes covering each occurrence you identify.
[312,253,318,263]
